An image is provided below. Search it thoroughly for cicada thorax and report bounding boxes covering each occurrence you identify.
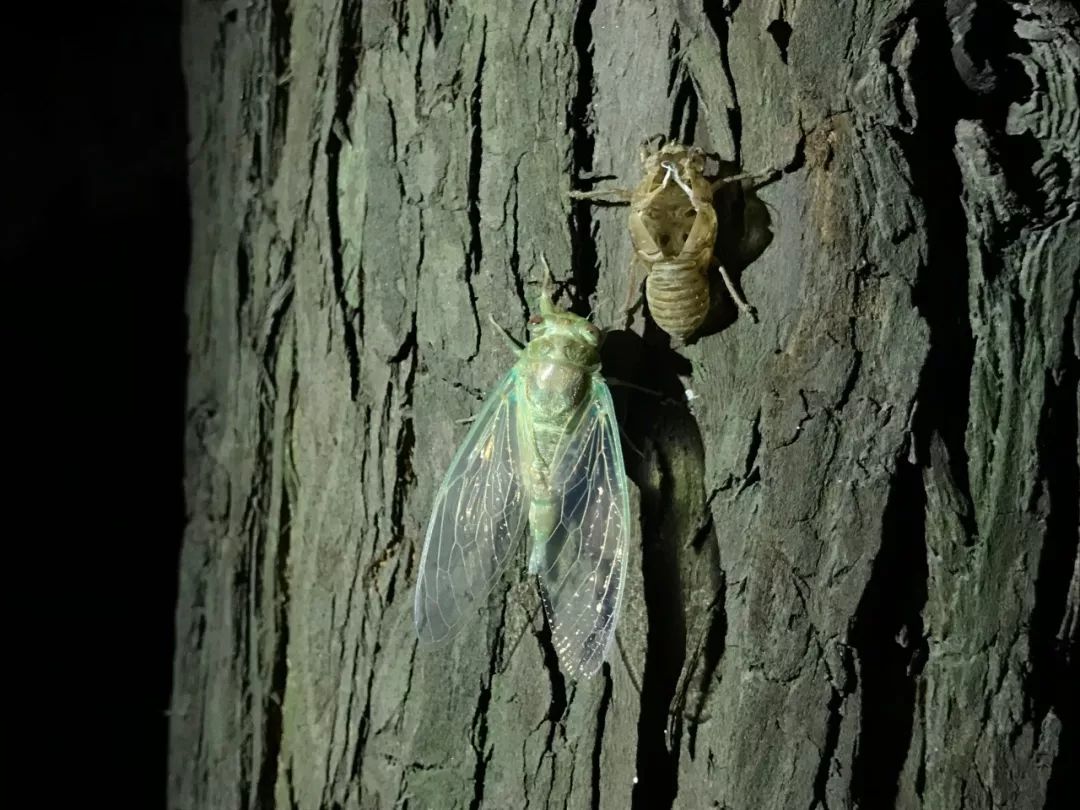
[518,328,600,569]
[629,164,719,341]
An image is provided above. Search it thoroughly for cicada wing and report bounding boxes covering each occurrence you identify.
[535,378,631,679]
[414,369,527,645]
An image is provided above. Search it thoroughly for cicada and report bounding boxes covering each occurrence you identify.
[414,264,630,680]
[570,135,764,342]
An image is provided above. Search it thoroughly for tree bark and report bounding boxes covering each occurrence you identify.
[171,1,1078,808]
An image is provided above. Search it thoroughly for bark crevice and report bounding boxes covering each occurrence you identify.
[850,454,928,807]
[701,3,743,163]
[465,22,487,360]
[590,665,613,810]
[469,594,508,810]
[1029,290,1079,742]
[327,131,362,399]
[568,0,599,313]
[904,1,976,521]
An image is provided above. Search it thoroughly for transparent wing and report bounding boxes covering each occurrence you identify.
[414,369,527,644]
[534,378,631,679]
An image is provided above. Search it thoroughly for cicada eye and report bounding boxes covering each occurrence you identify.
[528,314,544,325]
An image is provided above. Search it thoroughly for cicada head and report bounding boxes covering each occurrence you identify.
[642,140,706,180]
[533,293,601,345]
[528,270,602,370]
[527,312,602,371]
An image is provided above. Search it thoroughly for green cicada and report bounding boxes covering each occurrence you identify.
[414,266,630,679]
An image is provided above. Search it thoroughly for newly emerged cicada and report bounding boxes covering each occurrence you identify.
[570,135,765,342]
[414,263,630,680]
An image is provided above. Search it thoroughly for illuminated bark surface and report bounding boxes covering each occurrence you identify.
[171,2,1078,807]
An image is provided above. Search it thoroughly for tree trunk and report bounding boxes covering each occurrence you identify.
[171,1,1078,808]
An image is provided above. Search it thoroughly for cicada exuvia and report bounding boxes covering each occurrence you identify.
[570,134,769,343]
[414,263,630,680]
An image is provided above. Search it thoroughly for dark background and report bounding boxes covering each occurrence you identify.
[10,4,188,806]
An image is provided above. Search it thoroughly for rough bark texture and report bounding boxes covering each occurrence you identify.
[171,1,1078,808]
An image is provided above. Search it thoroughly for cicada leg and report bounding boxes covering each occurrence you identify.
[620,255,649,324]
[618,423,645,460]
[709,168,779,194]
[488,313,525,354]
[606,377,663,398]
[568,186,635,203]
[710,256,759,323]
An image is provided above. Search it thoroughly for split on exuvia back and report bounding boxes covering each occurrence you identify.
[413,261,630,680]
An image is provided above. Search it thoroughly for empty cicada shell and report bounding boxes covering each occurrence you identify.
[570,135,767,342]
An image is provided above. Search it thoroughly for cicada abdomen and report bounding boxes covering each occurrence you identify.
[570,135,762,342]
[642,259,711,341]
